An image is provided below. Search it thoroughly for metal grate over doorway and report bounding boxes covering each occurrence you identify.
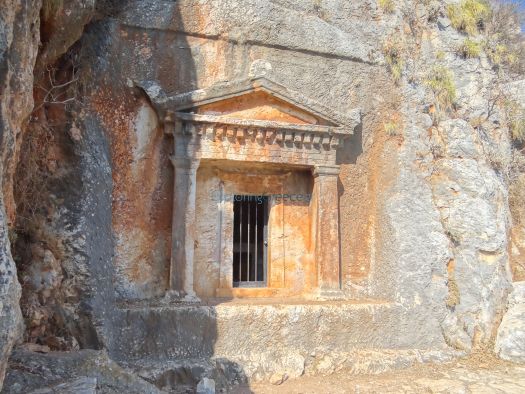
[233,195,268,287]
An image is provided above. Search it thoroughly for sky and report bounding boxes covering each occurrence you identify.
[521,1,524,32]
[521,1,525,31]
[508,0,525,31]
[497,0,525,30]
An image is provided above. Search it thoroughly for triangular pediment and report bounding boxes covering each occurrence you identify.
[136,75,361,135]
[192,90,327,126]
[140,76,361,134]
[176,77,342,127]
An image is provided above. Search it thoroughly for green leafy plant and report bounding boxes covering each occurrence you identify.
[379,0,395,14]
[425,66,457,112]
[458,38,482,58]
[447,0,491,35]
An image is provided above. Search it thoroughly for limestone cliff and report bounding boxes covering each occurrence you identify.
[0,0,524,391]
[1,0,41,383]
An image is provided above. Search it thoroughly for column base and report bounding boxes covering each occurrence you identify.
[164,290,201,303]
[310,288,346,301]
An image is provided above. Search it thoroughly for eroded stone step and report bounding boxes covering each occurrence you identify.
[111,300,460,383]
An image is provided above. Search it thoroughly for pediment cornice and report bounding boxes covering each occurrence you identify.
[137,76,361,135]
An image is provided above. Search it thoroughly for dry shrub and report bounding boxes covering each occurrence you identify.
[487,0,523,39]
[485,1,525,74]
[14,122,55,229]
[12,50,80,350]
[502,99,525,143]
[15,53,79,236]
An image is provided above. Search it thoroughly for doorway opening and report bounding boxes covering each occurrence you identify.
[233,195,268,287]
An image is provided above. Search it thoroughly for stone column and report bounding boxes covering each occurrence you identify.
[170,155,200,300]
[312,164,342,297]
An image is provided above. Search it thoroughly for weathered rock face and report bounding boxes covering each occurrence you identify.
[97,0,515,358]
[1,0,116,388]
[0,0,524,391]
[7,0,117,356]
[496,79,525,363]
[0,207,22,388]
[496,281,525,363]
[0,0,41,385]
[507,80,525,281]
[428,119,511,350]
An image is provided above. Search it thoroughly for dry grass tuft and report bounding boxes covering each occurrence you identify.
[379,0,395,14]
[425,65,457,114]
[447,0,492,35]
[383,37,405,83]
[458,38,483,58]
[384,120,400,136]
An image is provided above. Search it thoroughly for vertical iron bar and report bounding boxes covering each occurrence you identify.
[255,200,258,282]
[263,198,268,284]
[251,198,254,282]
[244,198,247,282]
[259,199,264,282]
[239,197,243,282]
[233,200,237,284]
[247,198,251,282]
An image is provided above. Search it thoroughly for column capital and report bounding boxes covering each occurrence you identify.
[312,164,340,177]
[164,111,176,124]
[170,156,200,170]
[163,112,179,136]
